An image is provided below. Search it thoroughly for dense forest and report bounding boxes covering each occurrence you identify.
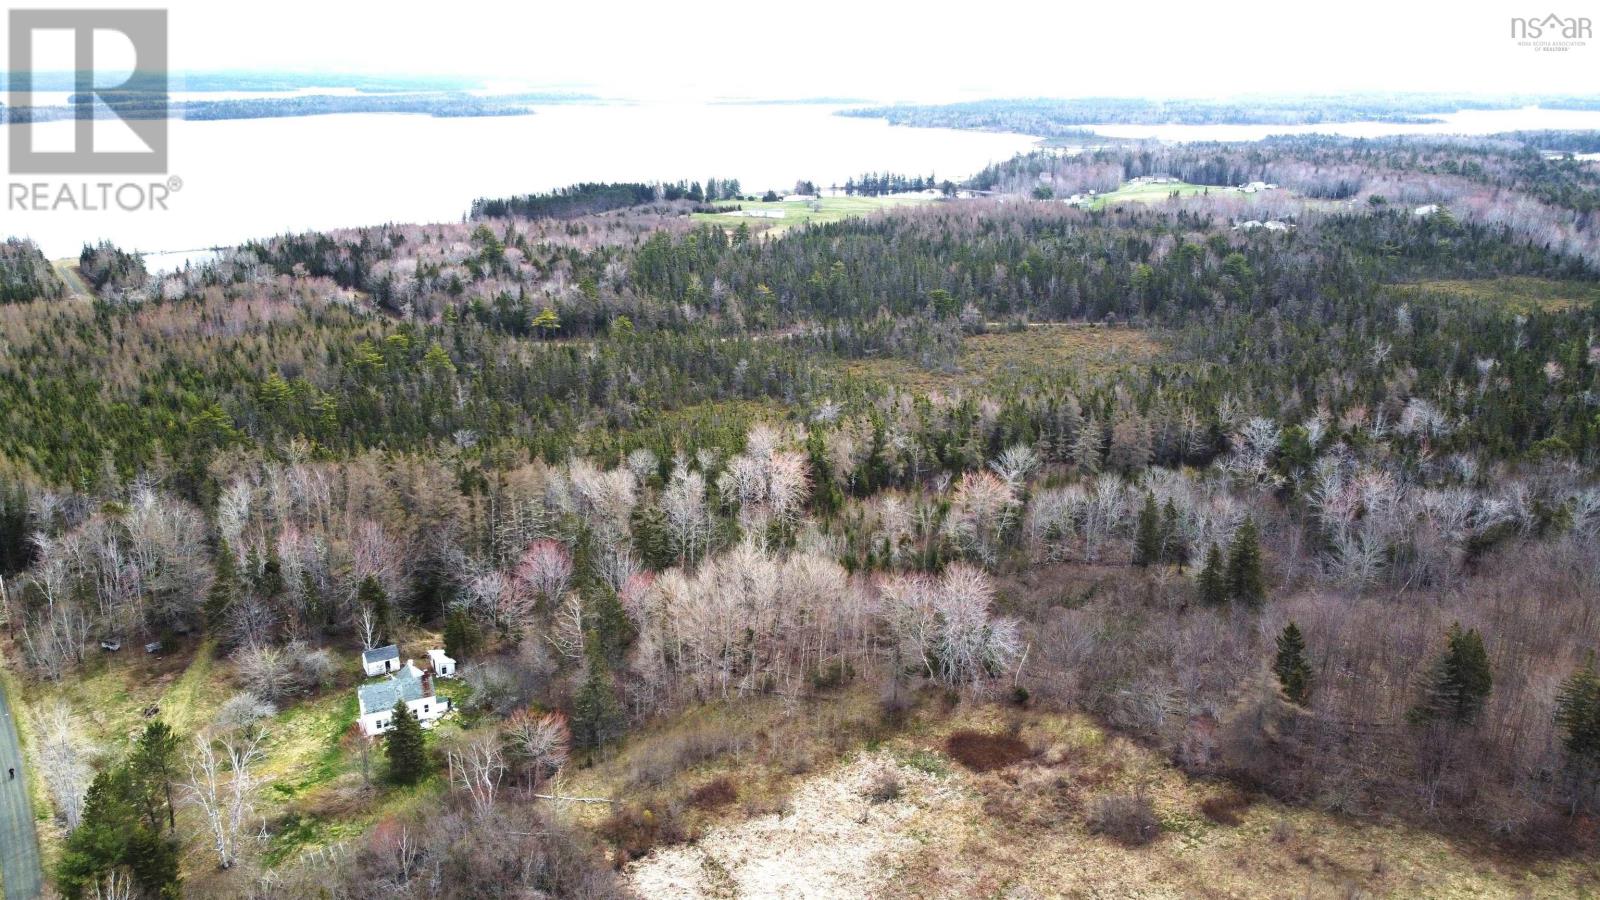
[468,178,749,219]
[3,132,1600,896]
[840,94,1600,134]
[0,238,63,304]
[0,91,586,124]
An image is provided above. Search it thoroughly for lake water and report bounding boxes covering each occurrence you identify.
[3,103,1039,259]
[7,103,1600,262]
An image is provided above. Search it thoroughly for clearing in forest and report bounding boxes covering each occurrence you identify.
[1394,276,1600,313]
[691,194,936,233]
[837,324,1165,394]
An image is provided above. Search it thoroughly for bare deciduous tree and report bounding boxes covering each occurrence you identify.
[30,699,91,830]
[445,729,507,820]
[183,723,267,870]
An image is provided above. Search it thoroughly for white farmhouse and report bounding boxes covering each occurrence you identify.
[358,660,451,736]
[428,647,456,677]
[362,644,400,677]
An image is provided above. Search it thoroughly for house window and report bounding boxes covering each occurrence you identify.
[424,705,430,713]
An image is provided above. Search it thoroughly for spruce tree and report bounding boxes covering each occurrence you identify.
[1160,499,1186,568]
[385,700,428,784]
[1133,492,1160,568]
[630,502,675,571]
[443,607,478,661]
[572,632,626,751]
[129,720,180,832]
[1273,622,1312,705]
[359,575,392,646]
[205,539,239,631]
[1196,543,1226,606]
[1225,517,1265,607]
[1555,655,1600,765]
[1411,623,1493,726]
[55,766,180,900]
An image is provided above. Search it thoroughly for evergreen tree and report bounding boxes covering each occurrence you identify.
[385,700,428,784]
[1273,622,1312,705]
[129,720,180,832]
[1555,655,1600,765]
[1160,499,1186,568]
[1225,517,1265,607]
[0,478,33,575]
[1132,492,1160,567]
[574,528,634,664]
[358,575,392,646]
[123,826,180,899]
[1411,623,1493,726]
[630,502,675,571]
[205,539,240,631]
[1196,543,1226,606]
[443,607,479,662]
[56,767,180,899]
[572,632,625,751]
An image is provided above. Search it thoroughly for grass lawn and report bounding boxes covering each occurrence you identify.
[1083,180,1219,209]
[692,194,937,234]
[835,323,1166,394]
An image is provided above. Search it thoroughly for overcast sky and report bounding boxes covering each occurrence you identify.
[6,0,1599,102]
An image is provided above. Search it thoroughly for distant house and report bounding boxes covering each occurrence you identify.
[362,644,400,677]
[1234,220,1293,232]
[1414,204,1440,217]
[358,659,450,736]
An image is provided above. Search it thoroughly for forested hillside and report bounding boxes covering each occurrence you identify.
[840,94,1600,133]
[2,136,1599,897]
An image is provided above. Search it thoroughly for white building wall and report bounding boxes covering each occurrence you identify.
[359,696,450,736]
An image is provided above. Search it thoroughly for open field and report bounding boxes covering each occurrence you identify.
[692,194,938,233]
[1083,179,1219,208]
[1392,277,1600,313]
[836,324,1166,394]
[47,260,92,301]
[614,699,1599,898]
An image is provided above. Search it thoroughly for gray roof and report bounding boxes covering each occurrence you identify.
[358,670,425,716]
[362,644,400,665]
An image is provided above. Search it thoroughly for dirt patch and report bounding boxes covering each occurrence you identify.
[625,752,959,898]
[687,776,739,810]
[944,730,1033,772]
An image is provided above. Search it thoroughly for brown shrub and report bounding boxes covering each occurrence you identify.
[945,730,1033,772]
[741,791,792,819]
[1199,790,1252,827]
[687,776,739,810]
[863,767,903,804]
[597,799,690,864]
[978,769,1080,827]
[627,723,747,790]
[1087,792,1160,846]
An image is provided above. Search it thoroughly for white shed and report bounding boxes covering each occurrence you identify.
[361,644,400,677]
[428,648,457,678]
